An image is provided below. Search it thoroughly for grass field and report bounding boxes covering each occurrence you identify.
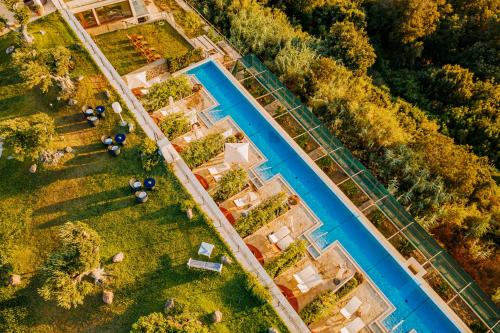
[93,21,192,75]
[0,13,286,333]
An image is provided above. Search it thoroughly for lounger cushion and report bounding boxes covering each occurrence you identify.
[268,226,290,244]
[340,296,362,319]
[276,235,294,251]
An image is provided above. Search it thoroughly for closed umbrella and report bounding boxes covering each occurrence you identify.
[224,142,249,164]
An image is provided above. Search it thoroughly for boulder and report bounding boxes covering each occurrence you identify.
[39,150,65,165]
[9,274,21,286]
[221,255,232,265]
[102,290,113,304]
[76,76,84,82]
[68,99,78,106]
[65,146,74,153]
[39,30,46,35]
[112,252,124,263]
[29,164,37,173]
[164,298,175,313]
[128,122,135,133]
[211,310,222,323]
[6,46,15,54]
[267,328,279,333]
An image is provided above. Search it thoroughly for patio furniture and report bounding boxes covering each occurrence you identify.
[135,191,148,203]
[115,133,127,145]
[87,116,99,126]
[340,317,365,333]
[276,235,294,251]
[83,108,94,118]
[208,162,230,177]
[336,263,348,280]
[144,177,156,190]
[187,258,222,273]
[222,128,234,138]
[198,242,215,258]
[129,178,142,191]
[95,105,106,118]
[108,145,121,156]
[234,191,258,208]
[340,296,362,319]
[224,142,250,164]
[268,226,291,244]
[101,135,113,146]
[293,264,323,293]
[183,128,204,143]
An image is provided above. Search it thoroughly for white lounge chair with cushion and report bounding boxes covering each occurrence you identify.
[276,234,294,251]
[340,317,365,333]
[293,264,323,293]
[340,296,362,319]
[187,258,223,273]
[234,191,258,208]
[268,226,291,244]
[208,162,230,177]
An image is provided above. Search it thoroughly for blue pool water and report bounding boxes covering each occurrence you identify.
[188,60,460,333]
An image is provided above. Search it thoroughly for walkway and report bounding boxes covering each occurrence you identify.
[49,0,309,332]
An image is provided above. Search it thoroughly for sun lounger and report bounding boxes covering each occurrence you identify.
[340,317,365,333]
[268,226,291,244]
[183,129,203,143]
[340,296,362,319]
[276,234,294,251]
[208,162,230,176]
[293,264,323,293]
[187,258,223,273]
[234,191,258,208]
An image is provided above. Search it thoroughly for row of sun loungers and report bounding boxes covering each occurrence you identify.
[293,264,323,293]
[268,225,294,251]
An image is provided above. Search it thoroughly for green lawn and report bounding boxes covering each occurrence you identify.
[93,21,192,75]
[0,13,286,333]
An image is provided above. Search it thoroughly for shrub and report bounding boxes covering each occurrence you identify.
[243,273,272,305]
[300,273,361,324]
[130,311,208,333]
[265,240,307,278]
[0,255,13,287]
[180,133,226,169]
[159,112,191,139]
[140,138,162,171]
[235,193,289,238]
[164,48,204,73]
[143,75,192,111]
[213,168,248,202]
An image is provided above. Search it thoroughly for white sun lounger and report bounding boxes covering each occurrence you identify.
[187,258,223,273]
[293,264,323,293]
[208,162,230,176]
[340,317,365,333]
[268,226,291,244]
[234,191,258,208]
[276,234,294,251]
[340,296,362,319]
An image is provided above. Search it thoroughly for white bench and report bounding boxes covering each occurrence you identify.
[187,258,223,273]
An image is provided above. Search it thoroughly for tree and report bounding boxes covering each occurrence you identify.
[323,21,376,74]
[13,5,33,44]
[130,312,207,333]
[0,113,55,161]
[12,46,75,98]
[0,14,8,32]
[38,222,102,309]
[428,64,475,105]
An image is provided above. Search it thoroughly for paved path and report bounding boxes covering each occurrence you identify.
[48,1,310,332]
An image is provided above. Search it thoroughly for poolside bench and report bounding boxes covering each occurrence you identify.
[187,258,223,273]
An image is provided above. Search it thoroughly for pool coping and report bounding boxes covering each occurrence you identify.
[180,57,471,333]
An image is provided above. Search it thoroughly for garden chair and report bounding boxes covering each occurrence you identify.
[276,234,294,251]
[340,296,362,319]
[187,258,223,273]
[208,162,231,177]
[293,264,323,293]
[340,317,365,333]
[234,191,258,208]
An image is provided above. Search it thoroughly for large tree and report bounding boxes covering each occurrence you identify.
[12,46,75,99]
[0,113,55,161]
[13,5,33,44]
[38,222,102,309]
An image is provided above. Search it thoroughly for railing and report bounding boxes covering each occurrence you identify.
[238,53,500,332]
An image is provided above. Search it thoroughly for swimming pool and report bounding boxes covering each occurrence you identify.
[187,60,461,333]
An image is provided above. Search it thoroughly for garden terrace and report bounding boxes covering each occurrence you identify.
[0,13,287,333]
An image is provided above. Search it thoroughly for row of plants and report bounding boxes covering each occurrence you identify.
[164,48,204,73]
[181,133,235,169]
[265,240,307,278]
[235,192,289,238]
[159,112,191,139]
[213,167,248,202]
[143,75,192,112]
[299,272,363,325]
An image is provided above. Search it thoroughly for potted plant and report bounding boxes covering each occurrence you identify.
[288,195,300,206]
[235,131,245,142]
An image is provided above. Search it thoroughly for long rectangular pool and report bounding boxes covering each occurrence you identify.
[187,60,461,333]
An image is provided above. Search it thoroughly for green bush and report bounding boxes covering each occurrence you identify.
[180,133,226,169]
[300,273,361,324]
[0,255,13,287]
[265,240,307,278]
[164,48,204,73]
[213,168,248,202]
[140,138,162,171]
[130,311,207,333]
[143,75,192,111]
[235,193,289,238]
[243,273,272,305]
[159,112,191,139]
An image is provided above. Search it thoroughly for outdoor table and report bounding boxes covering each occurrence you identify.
[87,116,99,126]
[115,133,126,145]
[135,191,148,203]
[144,177,156,190]
[108,145,121,156]
[95,105,106,118]
[198,242,215,258]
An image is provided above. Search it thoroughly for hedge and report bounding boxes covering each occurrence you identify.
[143,75,192,111]
[164,48,203,73]
[159,112,191,139]
[181,133,225,169]
[235,192,289,238]
[213,167,248,202]
[265,240,307,278]
[243,273,272,305]
[139,138,162,171]
[299,272,362,324]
